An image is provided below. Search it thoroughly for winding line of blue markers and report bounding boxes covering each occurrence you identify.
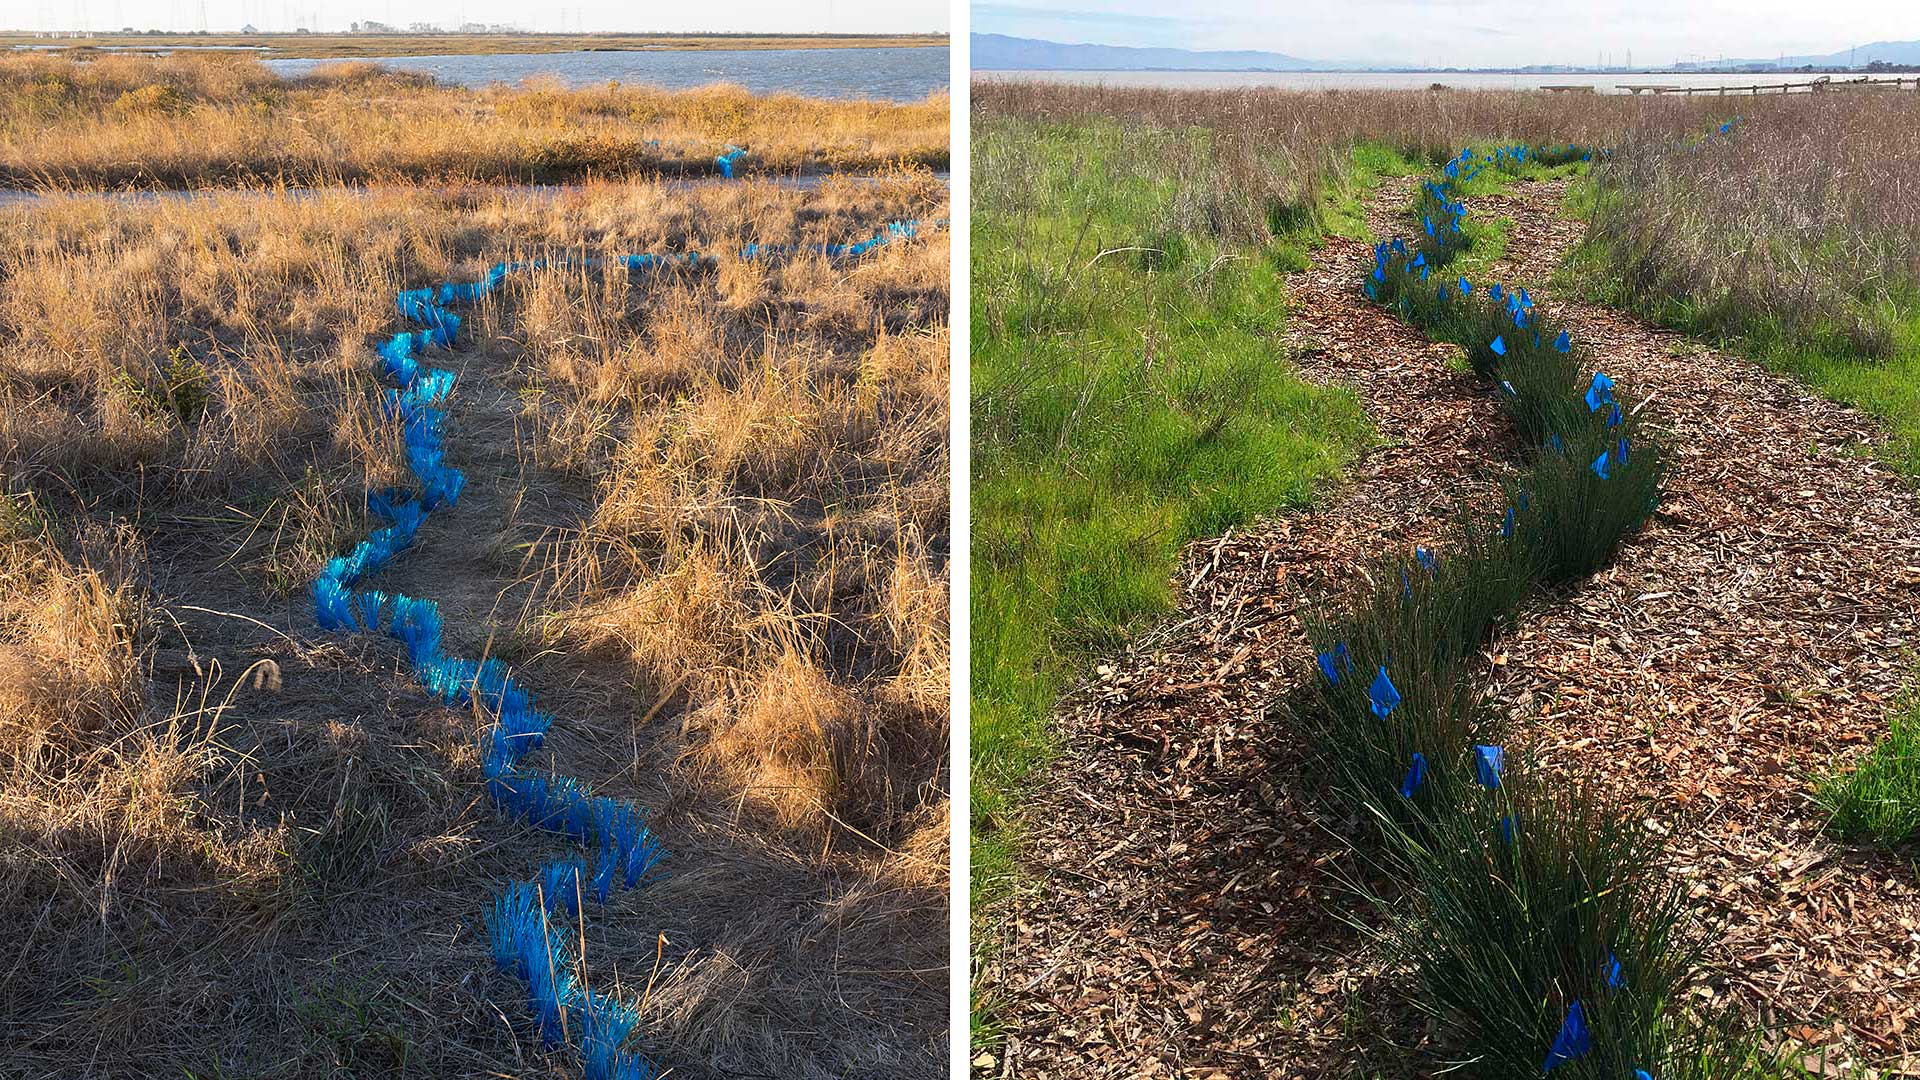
[309,205,937,1077]
[1338,126,1733,1075]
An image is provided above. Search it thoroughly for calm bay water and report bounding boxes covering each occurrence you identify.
[266,46,949,101]
[974,69,1915,95]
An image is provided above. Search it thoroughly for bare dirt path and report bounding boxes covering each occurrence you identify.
[979,173,1920,1077]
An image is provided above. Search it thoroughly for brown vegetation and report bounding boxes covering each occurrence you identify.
[0,168,948,1075]
[973,80,1725,244]
[1583,93,1920,356]
[0,52,950,188]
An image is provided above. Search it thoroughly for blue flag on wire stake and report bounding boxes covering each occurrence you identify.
[1543,1001,1592,1070]
[1473,744,1504,788]
[1317,642,1351,685]
[1369,667,1401,719]
[1490,335,1507,356]
[1398,752,1427,798]
[1585,371,1615,412]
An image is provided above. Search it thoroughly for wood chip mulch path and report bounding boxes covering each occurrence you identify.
[976,174,1920,1078]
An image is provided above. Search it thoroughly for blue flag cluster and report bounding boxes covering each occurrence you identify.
[308,215,936,1075]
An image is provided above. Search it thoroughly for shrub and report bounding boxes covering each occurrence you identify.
[112,83,189,116]
[1299,508,1534,810]
[1510,417,1665,584]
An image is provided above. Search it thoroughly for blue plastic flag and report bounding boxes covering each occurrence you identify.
[1459,277,1472,297]
[1636,1072,1654,1080]
[1365,281,1378,301]
[1548,433,1565,454]
[1544,1001,1592,1070]
[1618,436,1631,466]
[1592,451,1611,479]
[1607,403,1623,429]
[1553,330,1571,353]
[1499,814,1516,842]
[1501,505,1516,538]
[1415,546,1439,575]
[1412,252,1426,268]
[1607,952,1626,989]
[1490,335,1507,357]
[1489,283,1505,302]
[1518,287,1533,309]
[1585,371,1615,412]
[1424,216,1435,237]
[1317,642,1351,685]
[1473,744,1504,788]
[1373,266,1384,282]
[1369,667,1401,719]
[1399,752,1428,798]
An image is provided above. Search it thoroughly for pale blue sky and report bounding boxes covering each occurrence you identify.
[973,1,1916,68]
[14,0,948,34]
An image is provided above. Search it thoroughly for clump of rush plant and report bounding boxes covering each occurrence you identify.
[1508,415,1665,585]
[1815,689,1920,845]
[1298,507,1534,813]
[1356,767,1705,1080]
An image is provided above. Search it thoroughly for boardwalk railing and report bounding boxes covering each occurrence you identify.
[1619,74,1920,95]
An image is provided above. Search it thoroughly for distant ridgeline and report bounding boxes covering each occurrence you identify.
[1298,121,1757,1074]
[308,158,937,1076]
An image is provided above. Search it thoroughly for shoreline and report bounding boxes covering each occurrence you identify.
[1,32,948,60]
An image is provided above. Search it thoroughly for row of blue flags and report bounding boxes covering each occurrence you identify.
[307,215,938,1075]
[1342,137,1682,1077]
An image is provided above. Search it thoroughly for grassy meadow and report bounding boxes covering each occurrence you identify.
[968,114,1376,896]
[1561,93,1920,476]
[0,52,949,1078]
[0,51,949,188]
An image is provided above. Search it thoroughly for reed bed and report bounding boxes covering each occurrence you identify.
[0,52,950,188]
[973,80,1721,246]
[1577,94,1920,359]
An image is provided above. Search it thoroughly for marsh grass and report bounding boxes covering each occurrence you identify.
[0,52,949,188]
[1,169,949,1076]
[1352,771,1706,1079]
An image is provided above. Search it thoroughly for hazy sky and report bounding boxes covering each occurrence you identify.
[12,0,947,34]
[973,1,1917,67]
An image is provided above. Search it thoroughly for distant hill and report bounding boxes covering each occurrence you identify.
[971,32,1336,71]
[1774,39,1920,67]
[1677,39,1920,70]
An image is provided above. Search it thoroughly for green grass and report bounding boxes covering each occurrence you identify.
[1815,685,1920,845]
[969,121,1392,905]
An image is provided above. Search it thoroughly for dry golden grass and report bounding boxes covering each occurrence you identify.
[0,166,948,1075]
[0,51,950,188]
